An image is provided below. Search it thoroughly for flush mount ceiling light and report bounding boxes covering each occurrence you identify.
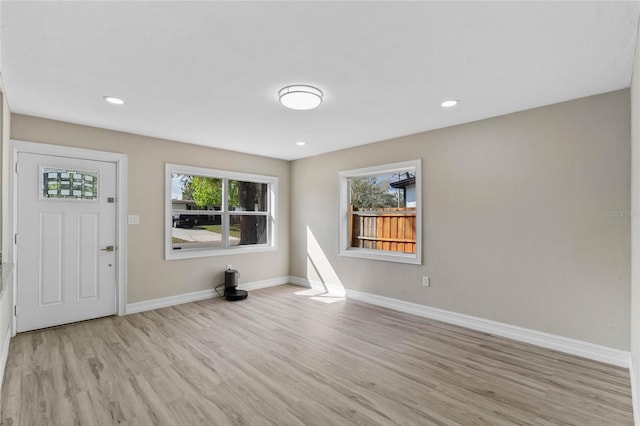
[296,141,306,146]
[103,96,124,105]
[278,85,323,110]
[441,99,459,108]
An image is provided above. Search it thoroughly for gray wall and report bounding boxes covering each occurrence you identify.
[10,115,291,304]
[290,89,631,350]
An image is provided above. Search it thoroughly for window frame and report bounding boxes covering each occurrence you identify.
[165,163,278,260]
[338,159,422,264]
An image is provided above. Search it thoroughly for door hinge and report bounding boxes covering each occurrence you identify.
[107,197,115,203]
[14,234,17,244]
[14,306,16,316]
[15,162,18,174]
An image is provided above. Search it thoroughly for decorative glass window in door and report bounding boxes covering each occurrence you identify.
[41,167,99,200]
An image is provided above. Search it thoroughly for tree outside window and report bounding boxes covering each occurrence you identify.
[166,164,277,260]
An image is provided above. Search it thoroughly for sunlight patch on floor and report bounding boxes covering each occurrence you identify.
[294,289,325,296]
[310,296,345,304]
[294,288,345,304]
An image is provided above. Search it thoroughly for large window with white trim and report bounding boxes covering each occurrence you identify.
[166,164,277,260]
[339,160,421,264]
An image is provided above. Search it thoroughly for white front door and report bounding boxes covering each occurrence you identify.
[16,152,117,332]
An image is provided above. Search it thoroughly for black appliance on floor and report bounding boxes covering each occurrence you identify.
[224,269,247,301]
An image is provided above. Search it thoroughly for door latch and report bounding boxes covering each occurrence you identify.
[101,245,115,252]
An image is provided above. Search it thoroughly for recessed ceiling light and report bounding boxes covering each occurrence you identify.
[441,99,459,108]
[278,85,323,110]
[296,141,306,146]
[103,96,124,105]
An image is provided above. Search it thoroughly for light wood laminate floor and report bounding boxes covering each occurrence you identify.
[0,285,633,425]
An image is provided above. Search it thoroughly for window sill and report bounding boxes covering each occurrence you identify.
[339,248,421,265]
[166,245,277,261]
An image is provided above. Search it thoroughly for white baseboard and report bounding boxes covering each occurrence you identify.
[126,276,290,314]
[0,325,11,391]
[288,276,312,287]
[126,289,216,314]
[238,276,290,292]
[344,288,630,368]
[288,276,346,296]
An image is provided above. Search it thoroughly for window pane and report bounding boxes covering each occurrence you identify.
[172,173,223,209]
[229,215,267,246]
[228,181,268,212]
[349,210,416,253]
[348,169,416,254]
[42,167,98,200]
[349,171,415,209]
[171,212,221,228]
[171,217,224,250]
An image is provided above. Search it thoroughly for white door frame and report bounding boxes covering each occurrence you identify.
[10,140,128,336]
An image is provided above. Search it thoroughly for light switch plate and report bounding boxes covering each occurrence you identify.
[128,215,140,225]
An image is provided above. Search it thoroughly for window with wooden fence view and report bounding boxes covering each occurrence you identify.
[348,171,417,254]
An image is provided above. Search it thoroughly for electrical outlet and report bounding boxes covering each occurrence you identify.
[422,276,430,287]
[226,264,232,270]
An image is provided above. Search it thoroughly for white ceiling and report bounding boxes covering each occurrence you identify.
[2,1,639,161]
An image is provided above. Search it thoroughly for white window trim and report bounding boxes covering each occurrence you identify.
[165,163,278,260]
[338,159,422,265]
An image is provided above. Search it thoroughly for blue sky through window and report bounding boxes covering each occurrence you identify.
[171,175,183,199]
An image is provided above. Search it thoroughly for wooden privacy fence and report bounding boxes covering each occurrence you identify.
[350,206,416,253]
